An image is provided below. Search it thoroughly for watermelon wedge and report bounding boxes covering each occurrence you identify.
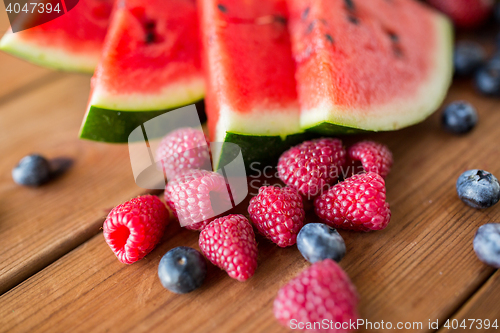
[79,0,204,143]
[287,0,453,134]
[0,0,114,73]
[200,0,306,167]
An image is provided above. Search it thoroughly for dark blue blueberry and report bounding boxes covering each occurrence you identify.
[297,223,346,263]
[495,3,500,23]
[12,154,51,186]
[473,223,500,269]
[441,101,478,134]
[158,246,207,294]
[456,170,500,209]
[475,58,500,96]
[454,41,486,76]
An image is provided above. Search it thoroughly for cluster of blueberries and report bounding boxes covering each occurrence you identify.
[444,38,500,270]
[454,39,500,96]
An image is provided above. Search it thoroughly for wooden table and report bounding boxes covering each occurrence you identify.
[0,9,499,333]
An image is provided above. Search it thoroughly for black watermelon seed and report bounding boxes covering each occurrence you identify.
[347,15,359,24]
[275,15,287,24]
[145,32,155,44]
[306,20,316,34]
[344,0,355,11]
[325,34,334,43]
[217,4,227,12]
[389,32,399,42]
[302,7,310,20]
[145,21,155,30]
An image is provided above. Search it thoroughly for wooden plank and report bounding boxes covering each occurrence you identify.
[0,1,9,31]
[0,75,146,294]
[0,80,499,332]
[0,2,63,101]
[436,270,500,332]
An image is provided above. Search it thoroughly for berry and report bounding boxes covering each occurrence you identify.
[473,223,500,268]
[165,169,232,230]
[158,246,207,294]
[248,186,305,247]
[441,101,478,134]
[103,195,169,264]
[155,127,211,181]
[12,154,51,186]
[274,259,359,331]
[348,141,393,178]
[475,58,500,96]
[314,172,391,231]
[456,169,500,209]
[297,223,346,263]
[199,214,258,281]
[278,138,346,198]
[453,41,486,76]
[428,0,494,28]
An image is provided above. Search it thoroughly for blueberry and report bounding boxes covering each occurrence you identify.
[475,58,500,96]
[441,101,478,134]
[454,41,486,76]
[495,3,500,23]
[473,223,500,268]
[456,170,500,209]
[158,246,207,294]
[297,223,346,263]
[12,154,52,186]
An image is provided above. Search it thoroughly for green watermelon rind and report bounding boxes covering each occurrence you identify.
[79,104,201,143]
[80,81,205,142]
[216,131,315,170]
[302,16,454,135]
[0,32,98,73]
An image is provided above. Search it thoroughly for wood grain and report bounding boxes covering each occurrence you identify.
[0,4,57,102]
[0,75,151,294]
[0,78,499,332]
[437,271,500,332]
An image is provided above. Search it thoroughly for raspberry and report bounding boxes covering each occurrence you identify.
[165,169,232,230]
[199,214,258,281]
[314,172,391,231]
[248,186,305,247]
[155,127,211,181]
[274,259,359,332]
[278,138,346,198]
[103,195,169,264]
[348,141,393,178]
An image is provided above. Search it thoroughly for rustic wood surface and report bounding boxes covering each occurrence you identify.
[0,8,499,333]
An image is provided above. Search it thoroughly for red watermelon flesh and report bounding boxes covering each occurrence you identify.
[0,0,114,73]
[79,0,204,142]
[87,0,203,111]
[200,0,301,146]
[288,0,453,133]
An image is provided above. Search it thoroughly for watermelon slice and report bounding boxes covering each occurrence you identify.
[200,0,306,167]
[287,0,453,134]
[0,0,114,73]
[79,0,204,143]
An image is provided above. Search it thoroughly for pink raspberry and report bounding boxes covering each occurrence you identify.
[278,138,346,198]
[274,259,359,332]
[103,195,169,264]
[165,169,232,230]
[155,127,211,180]
[199,214,258,281]
[348,140,393,178]
[314,172,391,231]
[248,186,305,247]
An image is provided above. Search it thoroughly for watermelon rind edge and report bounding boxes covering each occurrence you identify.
[0,31,98,73]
